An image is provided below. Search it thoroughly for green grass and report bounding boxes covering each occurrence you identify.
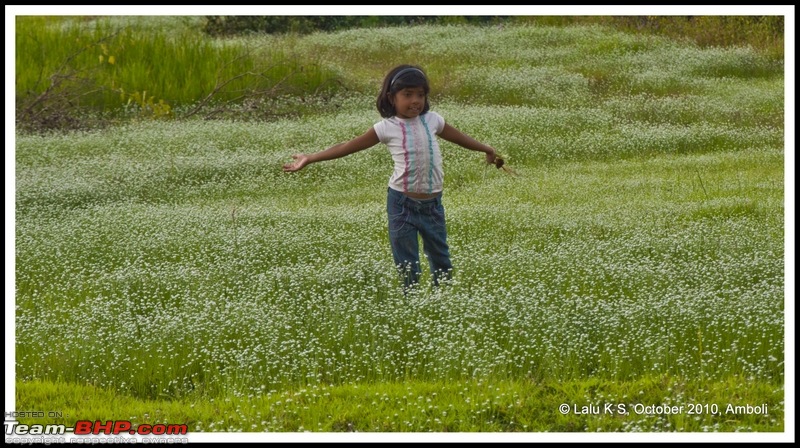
[513,16,784,60]
[15,16,340,118]
[16,376,784,432]
[15,17,783,127]
[13,20,785,434]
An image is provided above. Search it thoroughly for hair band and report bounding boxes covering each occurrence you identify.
[390,68,425,87]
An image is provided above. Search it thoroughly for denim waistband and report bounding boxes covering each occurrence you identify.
[388,187,442,205]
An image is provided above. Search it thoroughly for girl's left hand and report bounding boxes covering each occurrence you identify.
[485,148,497,165]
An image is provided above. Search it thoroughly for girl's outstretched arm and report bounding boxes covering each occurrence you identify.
[438,123,497,165]
[283,128,380,172]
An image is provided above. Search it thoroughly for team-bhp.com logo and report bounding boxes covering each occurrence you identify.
[6,420,188,436]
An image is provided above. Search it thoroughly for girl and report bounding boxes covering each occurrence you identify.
[283,64,497,291]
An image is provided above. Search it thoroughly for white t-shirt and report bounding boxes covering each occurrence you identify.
[373,111,446,194]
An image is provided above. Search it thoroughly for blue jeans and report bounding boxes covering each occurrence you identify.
[387,187,453,290]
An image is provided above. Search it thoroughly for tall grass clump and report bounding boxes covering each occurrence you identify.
[15,16,342,131]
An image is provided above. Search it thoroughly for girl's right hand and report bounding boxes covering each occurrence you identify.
[283,154,310,172]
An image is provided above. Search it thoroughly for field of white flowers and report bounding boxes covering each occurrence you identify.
[14,23,785,432]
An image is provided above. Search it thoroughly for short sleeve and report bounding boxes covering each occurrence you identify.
[428,111,445,134]
[373,120,388,144]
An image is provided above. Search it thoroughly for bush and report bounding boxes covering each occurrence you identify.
[203,16,509,36]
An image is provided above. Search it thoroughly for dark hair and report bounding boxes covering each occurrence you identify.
[376,64,431,118]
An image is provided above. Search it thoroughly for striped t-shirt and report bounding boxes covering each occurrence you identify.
[373,111,445,195]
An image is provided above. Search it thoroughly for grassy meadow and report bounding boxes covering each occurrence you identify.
[13,17,786,434]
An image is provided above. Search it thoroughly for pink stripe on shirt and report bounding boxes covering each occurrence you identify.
[401,122,409,192]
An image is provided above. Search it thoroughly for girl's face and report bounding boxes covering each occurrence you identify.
[391,87,426,119]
